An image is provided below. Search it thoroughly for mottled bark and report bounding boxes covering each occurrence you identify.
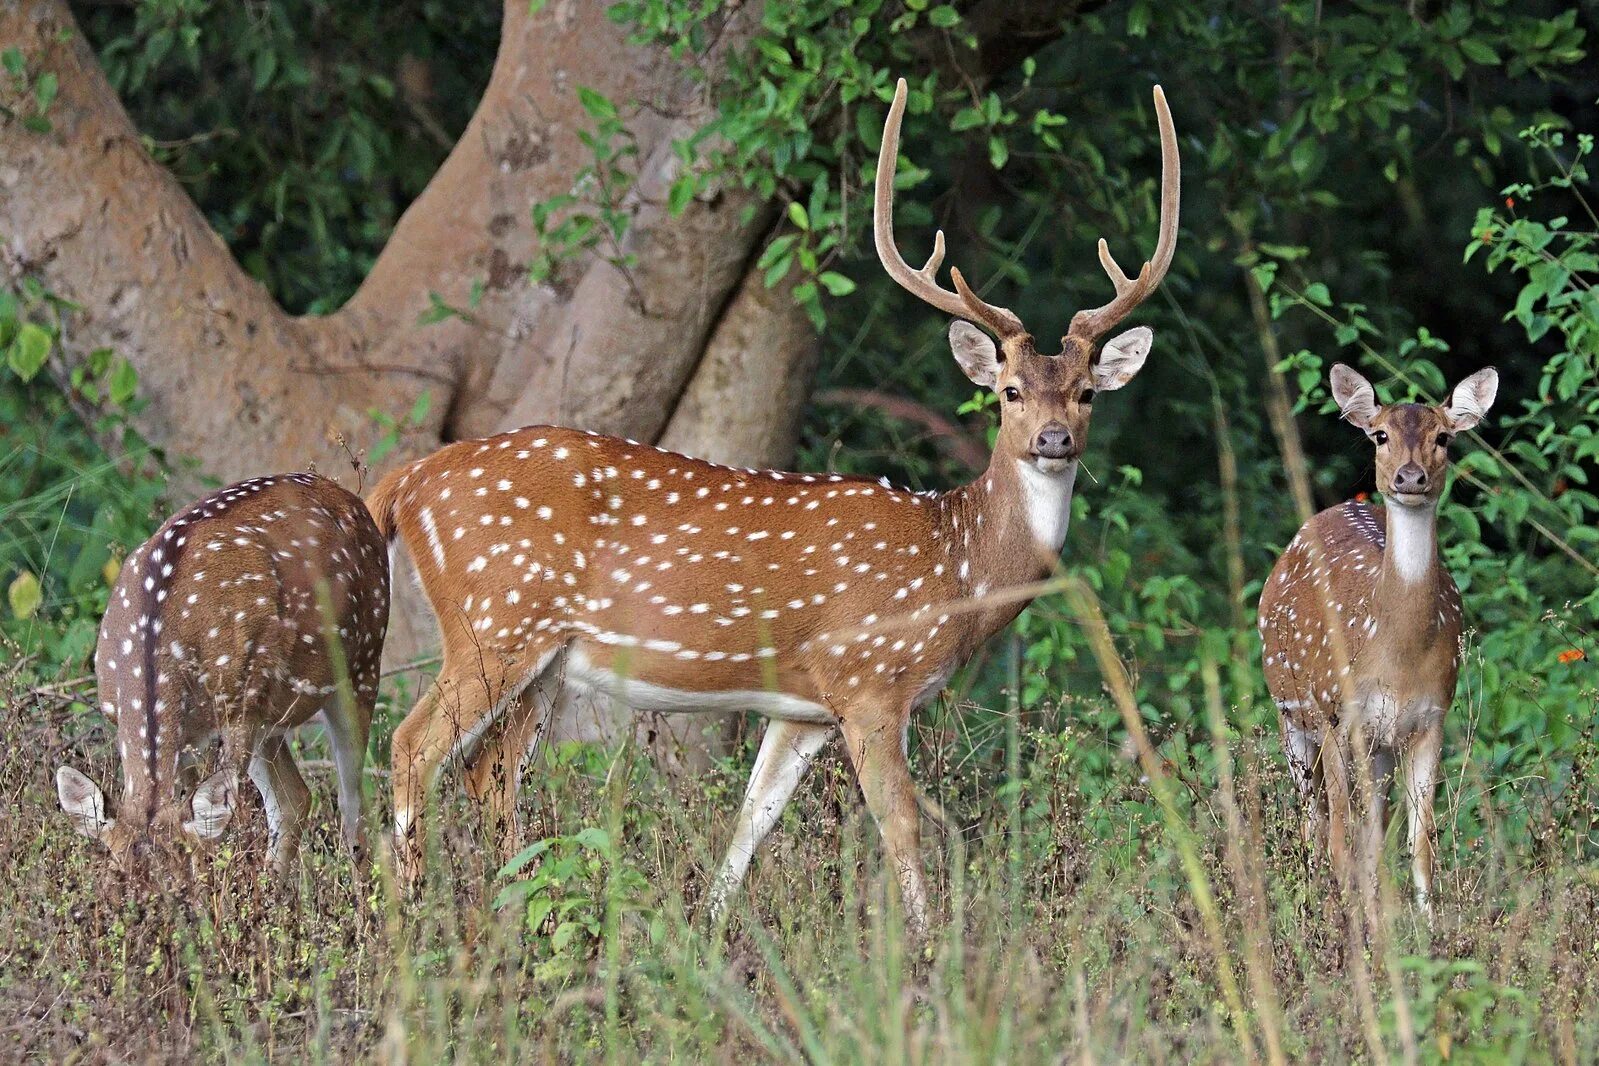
[1,0,1073,763]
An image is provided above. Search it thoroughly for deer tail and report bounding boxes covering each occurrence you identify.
[364,464,411,545]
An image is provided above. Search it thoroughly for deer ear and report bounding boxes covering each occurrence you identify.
[949,320,1000,388]
[57,766,113,841]
[1446,367,1498,431]
[1329,363,1380,429]
[1092,327,1153,392]
[183,771,233,841]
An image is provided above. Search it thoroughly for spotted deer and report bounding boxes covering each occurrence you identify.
[56,473,390,880]
[365,78,1179,929]
[1259,364,1498,916]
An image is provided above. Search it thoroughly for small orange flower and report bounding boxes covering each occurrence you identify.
[1355,491,1369,503]
[1505,196,1516,209]
[1557,649,1586,664]
[1480,230,1494,243]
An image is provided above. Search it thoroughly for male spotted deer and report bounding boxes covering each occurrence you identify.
[366,78,1179,929]
[1259,364,1498,916]
[56,474,390,879]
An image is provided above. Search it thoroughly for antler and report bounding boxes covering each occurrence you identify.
[1067,85,1181,343]
[874,78,1026,340]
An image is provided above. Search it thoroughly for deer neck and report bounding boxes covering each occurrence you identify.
[1373,501,1442,646]
[943,454,1077,598]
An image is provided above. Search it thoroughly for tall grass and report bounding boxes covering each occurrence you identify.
[5,641,1595,1063]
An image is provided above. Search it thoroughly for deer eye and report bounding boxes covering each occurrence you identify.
[1436,432,1452,447]
[1372,431,1389,445]
[1003,387,1021,403]
[1079,388,1096,405]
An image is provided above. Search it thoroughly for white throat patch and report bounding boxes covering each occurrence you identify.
[1015,459,1077,554]
[1386,501,1437,584]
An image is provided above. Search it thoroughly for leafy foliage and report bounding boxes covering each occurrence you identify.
[2,2,1597,1054]
[1,284,157,672]
[77,0,497,314]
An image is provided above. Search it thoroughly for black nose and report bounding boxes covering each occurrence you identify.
[1035,422,1073,460]
[1393,463,1428,493]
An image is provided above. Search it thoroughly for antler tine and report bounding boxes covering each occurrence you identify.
[920,229,946,278]
[874,78,1025,339]
[1096,239,1138,294]
[1069,84,1181,342]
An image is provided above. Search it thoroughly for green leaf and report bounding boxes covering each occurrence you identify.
[573,826,612,853]
[525,896,555,932]
[1459,38,1501,65]
[1303,282,1332,307]
[818,272,856,297]
[34,71,57,112]
[667,175,695,216]
[950,107,985,132]
[762,257,792,289]
[407,389,432,426]
[786,201,809,230]
[417,292,456,325]
[551,920,583,952]
[1,48,23,77]
[1290,137,1320,177]
[497,838,554,880]
[757,234,797,271]
[8,322,51,382]
[108,358,138,406]
[491,879,538,910]
[252,49,276,91]
[988,135,1009,169]
[8,570,42,620]
[576,86,618,121]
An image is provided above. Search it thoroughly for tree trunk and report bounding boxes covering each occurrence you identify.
[1,0,1074,763]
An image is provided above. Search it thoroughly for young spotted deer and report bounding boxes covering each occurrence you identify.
[366,78,1179,929]
[1259,364,1498,916]
[56,474,390,879]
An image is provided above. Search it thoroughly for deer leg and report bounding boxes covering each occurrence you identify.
[840,711,928,935]
[1351,742,1393,922]
[1403,723,1443,918]
[464,676,560,862]
[1280,713,1325,851]
[212,719,263,809]
[1318,729,1356,911]
[249,733,311,874]
[322,692,374,862]
[707,719,834,922]
[390,644,556,883]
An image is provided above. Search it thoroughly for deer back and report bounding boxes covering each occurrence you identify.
[96,473,390,817]
[373,427,997,714]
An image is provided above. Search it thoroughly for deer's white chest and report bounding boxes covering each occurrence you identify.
[1385,502,1436,583]
[1015,459,1077,554]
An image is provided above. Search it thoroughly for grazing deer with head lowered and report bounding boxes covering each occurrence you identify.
[1259,364,1498,916]
[56,473,390,880]
[366,77,1179,930]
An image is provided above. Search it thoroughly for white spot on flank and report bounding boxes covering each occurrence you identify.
[419,507,448,570]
